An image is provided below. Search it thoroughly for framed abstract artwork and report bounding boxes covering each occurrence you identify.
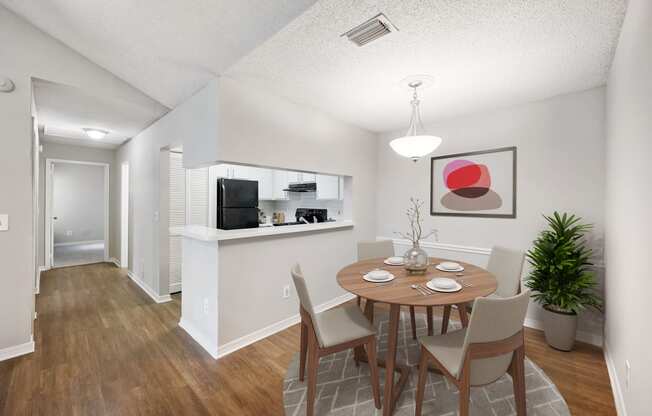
[430,147,517,218]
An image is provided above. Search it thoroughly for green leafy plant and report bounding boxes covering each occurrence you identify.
[525,212,602,314]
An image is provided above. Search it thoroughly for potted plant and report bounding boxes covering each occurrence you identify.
[525,212,602,351]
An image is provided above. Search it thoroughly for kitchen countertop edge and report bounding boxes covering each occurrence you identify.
[172,221,354,242]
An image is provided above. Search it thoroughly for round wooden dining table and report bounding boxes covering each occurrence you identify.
[336,257,497,416]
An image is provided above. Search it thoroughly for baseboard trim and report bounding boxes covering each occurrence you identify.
[524,317,603,347]
[35,266,48,294]
[169,282,182,294]
[379,237,492,256]
[53,239,104,247]
[109,257,121,268]
[216,292,356,359]
[126,271,172,304]
[0,337,35,361]
[179,318,219,359]
[604,340,627,416]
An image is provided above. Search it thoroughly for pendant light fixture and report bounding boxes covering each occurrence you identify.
[389,78,442,162]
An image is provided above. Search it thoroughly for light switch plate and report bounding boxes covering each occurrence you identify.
[0,214,8,231]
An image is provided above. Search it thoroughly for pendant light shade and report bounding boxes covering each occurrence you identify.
[390,80,442,162]
[389,135,442,161]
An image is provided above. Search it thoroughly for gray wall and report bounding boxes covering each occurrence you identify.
[0,4,164,353]
[604,0,652,414]
[376,87,606,340]
[52,163,105,245]
[39,142,118,265]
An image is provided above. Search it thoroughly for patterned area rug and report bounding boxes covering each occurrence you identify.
[283,311,570,416]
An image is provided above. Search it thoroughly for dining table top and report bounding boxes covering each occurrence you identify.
[336,257,497,307]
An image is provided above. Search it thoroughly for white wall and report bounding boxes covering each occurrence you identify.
[52,163,105,244]
[0,5,164,356]
[114,81,218,298]
[39,142,118,265]
[604,1,652,414]
[376,87,606,340]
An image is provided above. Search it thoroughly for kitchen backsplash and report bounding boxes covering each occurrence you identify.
[259,192,343,223]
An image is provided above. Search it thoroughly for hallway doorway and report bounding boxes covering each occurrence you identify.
[45,159,109,268]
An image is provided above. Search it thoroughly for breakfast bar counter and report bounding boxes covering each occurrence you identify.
[176,220,356,359]
[173,220,354,242]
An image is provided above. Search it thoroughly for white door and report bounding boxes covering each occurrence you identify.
[169,152,185,293]
[120,163,129,268]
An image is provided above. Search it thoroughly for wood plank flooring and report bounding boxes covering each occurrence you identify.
[0,263,616,415]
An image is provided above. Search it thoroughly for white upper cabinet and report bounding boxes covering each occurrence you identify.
[287,171,316,183]
[286,171,301,183]
[316,174,340,200]
[273,170,289,200]
[212,164,230,178]
[250,167,274,200]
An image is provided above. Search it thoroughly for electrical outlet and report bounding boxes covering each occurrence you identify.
[625,360,631,390]
[66,230,73,237]
[283,285,291,299]
[203,298,209,315]
[0,214,8,231]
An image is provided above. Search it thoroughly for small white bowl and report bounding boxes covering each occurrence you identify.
[439,261,461,271]
[385,256,404,264]
[366,269,390,280]
[430,277,457,290]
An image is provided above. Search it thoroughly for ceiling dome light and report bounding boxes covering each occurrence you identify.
[389,79,442,162]
[83,128,109,140]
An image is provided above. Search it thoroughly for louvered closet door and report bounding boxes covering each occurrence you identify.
[186,167,210,226]
[169,152,185,294]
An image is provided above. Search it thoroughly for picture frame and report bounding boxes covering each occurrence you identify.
[430,146,517,218]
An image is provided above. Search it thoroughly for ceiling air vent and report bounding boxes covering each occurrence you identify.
[342,13,398,47]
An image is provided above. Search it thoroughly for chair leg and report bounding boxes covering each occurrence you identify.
[459,358,471,416]
[441,305,451,334]
[415,346,430,416]
[409,306,417,340]
[299,322,307,381]
[426,306,434,336]
[365,337,382,409]
[511,345,527,416]
[306,336,319,416]
[356,295,362,307]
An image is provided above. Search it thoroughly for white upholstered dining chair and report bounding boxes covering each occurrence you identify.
[292,264,381,416]
[357,240,423,340]
[416,291,531,416]
[441,246,525,333]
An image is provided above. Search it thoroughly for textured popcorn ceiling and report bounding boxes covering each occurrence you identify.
[1,0,317,108]
[226,0,626,132]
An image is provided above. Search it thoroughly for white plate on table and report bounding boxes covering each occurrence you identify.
[426,279,462,293]
[436,263,465,272]
[384,256,405,266]
[363,272,395,283]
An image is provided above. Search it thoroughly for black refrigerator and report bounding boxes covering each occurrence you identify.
[216,178,259,230]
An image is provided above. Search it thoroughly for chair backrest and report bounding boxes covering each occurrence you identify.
[290,264,325,345]
[487,246,525,298]
[357,240,394,261]
[461,290,530,386]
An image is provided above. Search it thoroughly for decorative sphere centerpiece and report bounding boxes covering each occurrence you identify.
[395,197,438,275]
[404,243,429,275]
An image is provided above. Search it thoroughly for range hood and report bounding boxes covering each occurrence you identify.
[283,182,316,193]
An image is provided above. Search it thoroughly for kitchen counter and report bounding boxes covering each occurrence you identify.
[175,218,356,359]
[173,220,354,242]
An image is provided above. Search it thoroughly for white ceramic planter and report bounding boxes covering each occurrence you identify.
[542,305,577,351]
